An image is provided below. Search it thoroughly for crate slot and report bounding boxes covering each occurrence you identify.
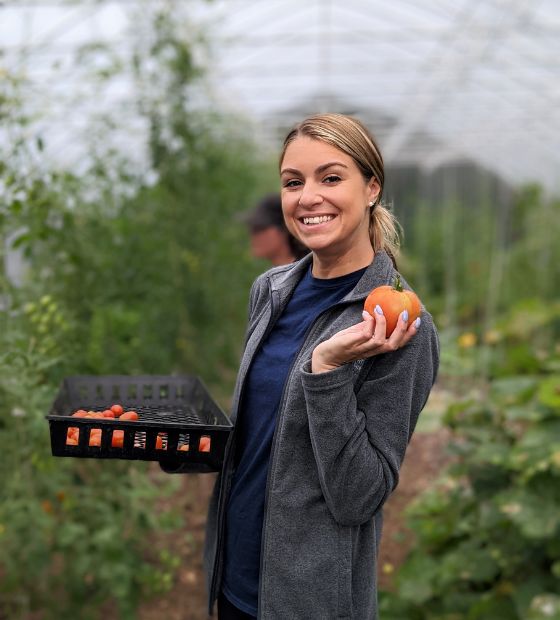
[156,432,168,451]
[159,385,169,399]
[134,430,146,449]
[177,432,190,452]
[199,435,211,453]
[89,427,102,447]
[111,429,124,448]
[66,426,79,445]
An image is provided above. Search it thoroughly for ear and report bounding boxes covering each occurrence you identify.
[367,178,381,204]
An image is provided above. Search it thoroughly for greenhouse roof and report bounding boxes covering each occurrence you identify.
[1,0,559,193]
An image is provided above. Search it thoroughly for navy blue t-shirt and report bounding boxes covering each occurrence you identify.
[222,265,367,616]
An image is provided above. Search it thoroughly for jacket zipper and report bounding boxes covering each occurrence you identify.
[209,281,282,613]
[257,296,360,617]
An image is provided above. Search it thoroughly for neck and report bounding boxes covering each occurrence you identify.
[311,246,374,279]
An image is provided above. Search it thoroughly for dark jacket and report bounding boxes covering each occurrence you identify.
[205,250,439,619]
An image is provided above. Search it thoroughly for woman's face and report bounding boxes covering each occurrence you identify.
[280,137,380,269]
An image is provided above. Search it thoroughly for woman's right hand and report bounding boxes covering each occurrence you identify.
[311,307,420,374]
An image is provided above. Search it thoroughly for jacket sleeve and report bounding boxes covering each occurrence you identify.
[300,312,440,526]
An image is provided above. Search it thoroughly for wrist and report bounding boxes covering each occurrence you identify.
[311,346,341,374]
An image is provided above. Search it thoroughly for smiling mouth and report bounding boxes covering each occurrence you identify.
[300,215,336,225]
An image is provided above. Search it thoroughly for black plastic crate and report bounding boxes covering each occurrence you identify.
[46,375,232,473]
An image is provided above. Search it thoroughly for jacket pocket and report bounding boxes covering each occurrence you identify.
[337,524,352,618]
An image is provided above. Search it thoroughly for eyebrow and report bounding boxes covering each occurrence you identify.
[280,161,349,176]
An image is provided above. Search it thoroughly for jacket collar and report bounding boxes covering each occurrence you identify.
[267,250,395,303]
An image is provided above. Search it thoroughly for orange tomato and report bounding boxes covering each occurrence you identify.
[178,444,190,452]
[199,436,211,452]
[111,430,124,448]
[155,434,167,450]
[364,275,421,337]
[72,409,88,417]
[66,436,78,446]
[110,404,124,416]
[102,409,115,418]
[120,411,138,421]
[86,411,104,419]
[88,429,102,447]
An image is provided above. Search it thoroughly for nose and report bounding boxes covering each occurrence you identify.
[297,182,323,208]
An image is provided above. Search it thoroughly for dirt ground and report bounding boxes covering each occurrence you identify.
[138,426,451,620]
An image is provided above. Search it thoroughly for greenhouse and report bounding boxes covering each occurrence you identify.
[1,1,559,619]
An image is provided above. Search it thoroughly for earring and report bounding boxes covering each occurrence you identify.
[368,201,374,207]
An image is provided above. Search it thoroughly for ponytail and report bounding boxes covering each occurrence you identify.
[368,203,401,269]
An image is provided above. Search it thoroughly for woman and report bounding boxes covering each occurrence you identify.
[206,113,439,619]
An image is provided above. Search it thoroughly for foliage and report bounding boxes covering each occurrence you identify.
[380,305,560,619]
[0,6,277,619]
[403,186,560,335]
[0,308,185,619]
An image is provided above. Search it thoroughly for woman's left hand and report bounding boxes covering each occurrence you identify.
[311,308,420,374]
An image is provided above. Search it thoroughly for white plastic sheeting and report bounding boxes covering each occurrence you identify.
[1,0,559,192]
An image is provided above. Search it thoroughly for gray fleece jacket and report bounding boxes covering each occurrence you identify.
[204,250,439,619]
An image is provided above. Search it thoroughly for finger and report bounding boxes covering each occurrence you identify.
[361,310,375,338]
[401,313,423,339]
[387,311,421,350]
[332,311,375,341]
[410,316,422,332]
[370,304,387,345]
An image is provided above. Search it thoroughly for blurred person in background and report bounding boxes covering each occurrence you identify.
[240,193,308,265]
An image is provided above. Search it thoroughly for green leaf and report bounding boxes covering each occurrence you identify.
[490,376,538,406]
[396,553,438,604]
[497,488,560,539]
[467,593,518,620]
[538,376,560,413]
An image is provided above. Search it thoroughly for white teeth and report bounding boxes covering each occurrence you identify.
[302,215,334,225]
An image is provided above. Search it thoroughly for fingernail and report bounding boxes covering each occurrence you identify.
[402,310,409,322]
[375,305,383,316]
[362,310,371,320]
[414,317,421,328]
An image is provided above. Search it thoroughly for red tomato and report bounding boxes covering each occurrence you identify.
[88,429,102,447]
[364,275,421,337]
[199,436,211,453]
[120,411,138,421]
[111,430,124,448]
[110,404,124,416]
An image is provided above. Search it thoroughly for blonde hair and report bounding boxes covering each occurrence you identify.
[279,113,401,265]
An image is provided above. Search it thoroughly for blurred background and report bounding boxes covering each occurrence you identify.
[1,1,559,619]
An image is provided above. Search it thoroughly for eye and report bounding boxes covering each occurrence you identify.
[323,174,341,184]
[283,178,302,188]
